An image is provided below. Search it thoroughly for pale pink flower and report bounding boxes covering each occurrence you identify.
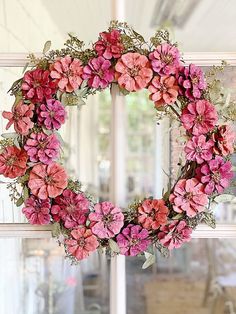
[2,101,34,135]
[196,156,234,195]
[95,29,124,59]
[116,224,151,256]
[212,125,236,157]
[82,56,114,89]
[89,202,124,239]
[177,64,207,100]
[138,199,169,230]
[65,227,99,260]
[51,189,89,229]
[37,99,66,130]
[158,221,192,250]
[148,75,179,107]
[50,56,83,93]
[22,68,56,103]
[22,195,51,225]
[181,100,218,136]
[184,135,214,164]
[24,132,60,164]
[149,43,181,76]
[115,52,153,92]
[0,146,28,179]
[28,162,68,200]
[169,178,208,217]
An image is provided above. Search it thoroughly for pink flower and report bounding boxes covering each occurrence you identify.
[50,56,83,93]
[212,125,236,157]
[115,52,153,92]
[149,43,181,76]
[22,68,56,103]
[65,227,99,261]
[148,75,179,107]
[37,99,66,130]
[177,64,207,100]
[184,135,214,164]
[95,29,124,59]
[196,156,234,195]
[28,162,68,200]
[169,178,208,217]
[89,202,124,239]
[0,146,28,179]
[158,221,192,250]
[181,100,218,136]
[51,189,89,229]
[82,56,114,89]
[24,132,60,164]
[2,101,34,135]
[138,199,169,230]
[22,195,51,225]
[116,224,151,256]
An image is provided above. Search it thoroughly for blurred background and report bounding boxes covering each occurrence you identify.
[0,1,236,314]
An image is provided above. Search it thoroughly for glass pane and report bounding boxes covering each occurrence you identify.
[126,238,236,314]
[0,238,109,314]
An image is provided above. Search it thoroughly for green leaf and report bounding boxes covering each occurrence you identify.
[202,211,216,229]
[214,194,235,203]
[51,222,61,238]
[172,213,184,220]
[22,62,29,74]
[7,78,22,93]
[13,137,20,149]
[16,197,24,207]
[108,239,120,254]
[1,132,18,139]
[22,186,29,201]
[43,40,51,54]
[142,252,155,269]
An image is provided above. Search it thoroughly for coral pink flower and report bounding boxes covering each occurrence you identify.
[65,227,99,260]
[28,162,68,200]
[169,178,208,217]
[89,202,124,239]
[158,220,192,250]
[115,52,153,92]
[138,199,169,230]
[95,29,124,59]
[177,64,207,100]
[50,56,83,93]
[22,195,51,225]
[181,100,218,136]
[116,224,151,256]
[148,75,179,107]
[196,156,234,195]
[22,68,56,103]
[184,135,214,164]
[82,56,114,89]
[24,132,60,164]
[51,189,89,229]
[149,43,181,76]
[212,125,236,157]
[37,99,66,130]
[2,101,34,135]
[0,146,27,179]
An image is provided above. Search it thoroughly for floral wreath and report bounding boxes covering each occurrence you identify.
[0,21,235,268]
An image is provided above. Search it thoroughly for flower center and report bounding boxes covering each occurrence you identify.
[49,111,55,118]
[78,237,85,247]
[45,175,55,185]
[195,146,202,153]
[185,192,193,200]
[129,66,139,77]
[66,204,76,213]
[160,83,168,92]
[38,139,47,149]
[6,156,17,166]
[102,214,113,225]
[212,171,221,183]
[130,238,140,246]
[161,54,173,64]
[196,115,203,123]
[33,80,40,88]
[191,76,199,85]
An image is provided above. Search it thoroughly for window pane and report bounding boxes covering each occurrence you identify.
[0,238,109,314]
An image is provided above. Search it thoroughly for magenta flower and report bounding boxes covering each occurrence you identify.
[149,43,181,76]
[95,29,124,59]
[22,195,51,225]
[196,156,234,195]
[169,178,208,217]
[89,201,124,239]
[51,189,89,229]
[177,64,207,100]
[181,100,218,136]
[22,68,56,103]
[116,224,151,256]
[184,135,214,164]
[82,56,114,89]
[158,221,192,250]
[37,99,66,130]
[212,125,236,157]
[24,132,60,164]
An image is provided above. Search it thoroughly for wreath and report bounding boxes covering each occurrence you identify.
[0,21,235,268]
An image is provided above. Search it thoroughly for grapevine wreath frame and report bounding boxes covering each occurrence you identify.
[0,21,235,268]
